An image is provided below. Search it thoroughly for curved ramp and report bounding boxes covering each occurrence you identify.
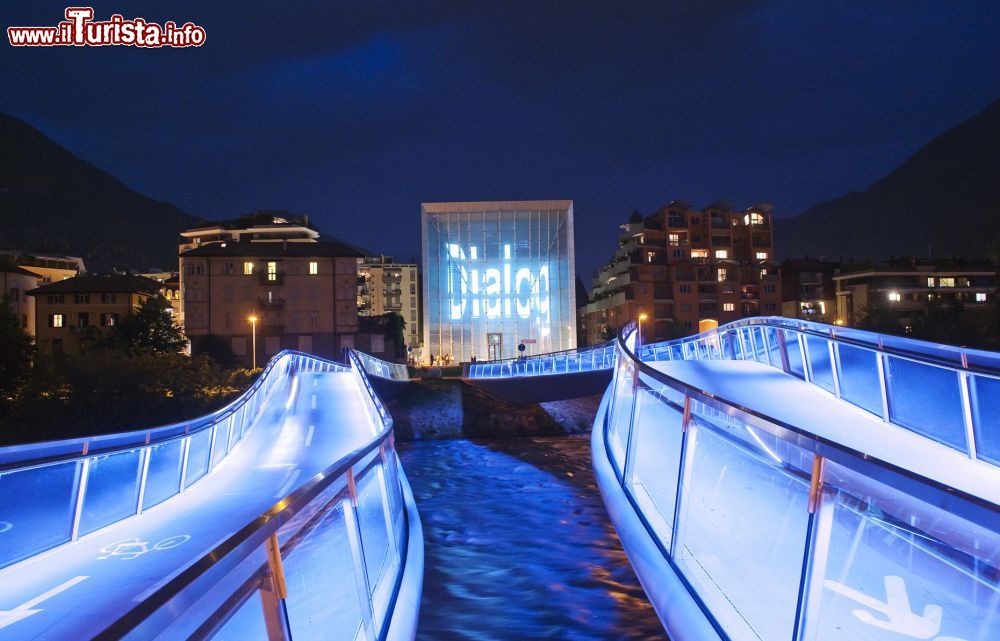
[0,351,422,641]
[594,322,1000,641]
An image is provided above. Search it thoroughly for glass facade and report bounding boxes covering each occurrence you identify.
[422,202,577,363]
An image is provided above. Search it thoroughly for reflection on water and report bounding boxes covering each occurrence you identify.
[400,435,666,641]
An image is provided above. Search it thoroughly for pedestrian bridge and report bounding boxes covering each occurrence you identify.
[1,318,997,641]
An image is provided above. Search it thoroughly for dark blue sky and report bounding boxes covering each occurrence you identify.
[3,1,1000,279]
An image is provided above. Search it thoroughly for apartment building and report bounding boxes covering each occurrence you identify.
[582,201,781,345]
[1,261,41,335]
[357,256,421,358]
[28,275,164,353]
[780,258,839,324]
[835,258,997,328]
[0,251,84,285]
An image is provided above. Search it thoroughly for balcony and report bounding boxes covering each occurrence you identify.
[257,272,285,286]
[258,297,285,310]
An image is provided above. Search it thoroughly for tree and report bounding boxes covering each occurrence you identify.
[0,297,33,405]
[105,296,187,353]
[192,334,237,368]
[386,312,407,358]
[856,295,903,335]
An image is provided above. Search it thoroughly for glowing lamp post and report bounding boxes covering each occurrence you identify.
[248,315,259,370]
[638,313,648,353]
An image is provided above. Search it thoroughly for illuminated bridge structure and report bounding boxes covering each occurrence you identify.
[2,317,998,641]
[0,349,422,641]
[471,316,1000,641]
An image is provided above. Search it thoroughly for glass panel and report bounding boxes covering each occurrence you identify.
[186,428,213,487]
[804,461,999,641]
[837,344,883,415]
[143,439,184,510]
[753,327,768,363]
[209,590,270,641]
[765,327,781,368]
[674,423,811,641]
[357,467,391,592]
[784,330,805,379]
[628,387,684,548]
[283,499,364,641]
[971,374,1000,464]
[806,335,836,393]
[886,357,966,451]
[608,360,636,470]
[0,461,79,567]
[212,419,231,467]
[80,449,142,535]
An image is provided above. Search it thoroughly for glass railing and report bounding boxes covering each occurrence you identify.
[0,350,338,570]
[637,317,1000,464]
[466,341,615,378]
[353,350,410,381]
[99,352,411,641]
[601,323,999,641]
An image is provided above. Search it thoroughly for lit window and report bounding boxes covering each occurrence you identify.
[714,250,728,259]
[723,302,735,312]
[309,261,318,275]
[744,212,765,225]
[756,251,767,260]
[717,268,727,282]
[926,277,934,287]
[668,233,680,245]
[760,269,768,279]
[976,292,987,302]
[938,277,955,287]
[243,261,254,275]
[50,314,64,328]
[691,249,708,259]
[888,292,901,302]
[267,261,278,281]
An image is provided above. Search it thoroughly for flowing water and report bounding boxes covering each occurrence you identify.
[399,435,667,641]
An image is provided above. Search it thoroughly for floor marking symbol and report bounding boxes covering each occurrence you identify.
[311,394,317,409]
[825,576,966,640]
[0,575,88,630]
[97,535,190,560]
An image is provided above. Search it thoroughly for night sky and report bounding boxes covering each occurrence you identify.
[3,1,1000,280]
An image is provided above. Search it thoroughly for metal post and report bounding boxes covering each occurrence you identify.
[260,533,292,641]
[828,341,842,398]
[135,447,151,516]
[178,436,191,493]
[669,397,696,558]
[793,455,834,641]
[876,352,891,422]
[345,469,377,641]
[959,371,978,459]
[70,458,91,541]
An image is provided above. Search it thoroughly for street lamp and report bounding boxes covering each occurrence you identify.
[638,313,648,353]
[248,315,258,370]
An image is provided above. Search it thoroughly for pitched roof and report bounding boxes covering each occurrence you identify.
[28,274,163,296]
[180,240,364,258]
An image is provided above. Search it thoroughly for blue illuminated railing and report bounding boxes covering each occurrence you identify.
[354,350,410,381]
[465,341,614,378]
[0,350,337,570]
[596,323,999,641]
[95,349,417,641]
[638,317,1000,464]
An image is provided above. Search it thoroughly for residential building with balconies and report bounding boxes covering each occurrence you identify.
[179,240,364,368]
[780,258,839,324]
[582,202,781,345]
[834,258,997,329]
[357,255,421,359]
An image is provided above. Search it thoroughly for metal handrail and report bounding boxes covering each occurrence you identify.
[353,349,410,381]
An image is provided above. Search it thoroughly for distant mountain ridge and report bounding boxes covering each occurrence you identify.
[778,97,1000,262]
[0,113,200,271]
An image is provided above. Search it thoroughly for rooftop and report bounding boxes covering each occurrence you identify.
[180,240,364,258]
[184,211,317,233]
[28,274,163,296]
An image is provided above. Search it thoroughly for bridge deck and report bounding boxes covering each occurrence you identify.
[648,359,1000,505]
[0,371,372,640]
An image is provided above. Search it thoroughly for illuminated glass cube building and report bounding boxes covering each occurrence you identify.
[421,201,577,363]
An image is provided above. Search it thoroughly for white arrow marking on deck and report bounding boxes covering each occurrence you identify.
[824,576,961,640]
[0,576,88,630]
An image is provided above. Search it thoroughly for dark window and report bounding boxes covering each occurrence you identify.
[78,312,90,327]
[101,293,116,304]
[74,294,90,304]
